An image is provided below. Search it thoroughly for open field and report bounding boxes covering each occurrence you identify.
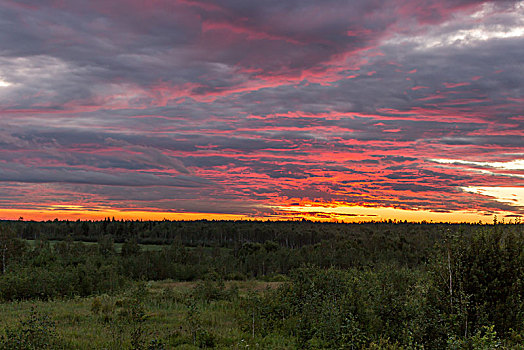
[0,281,289,349]
[24,239,166,253]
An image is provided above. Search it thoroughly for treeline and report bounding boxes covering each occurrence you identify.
[5,218,475,247]
[1,221,523,348]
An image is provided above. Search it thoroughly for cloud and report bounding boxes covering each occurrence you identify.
[0,0,522,219]
[0,163,209,187]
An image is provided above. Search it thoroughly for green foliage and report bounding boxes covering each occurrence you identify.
[0,261,126,301]
[0,221,523,348]
[88,284,156,349]
[430,226,524,343]
[0,307,63,349]
[447,325,502,349]
[182,299,217,348]
[91,294,115,323]
[247,266,430,348]
[98,234,116,256]
[122,237,141,257]
[0,224,27,274]
[470,325,502,350]
[191,272,236,303]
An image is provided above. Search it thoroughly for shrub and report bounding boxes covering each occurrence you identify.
[0,307,64,350]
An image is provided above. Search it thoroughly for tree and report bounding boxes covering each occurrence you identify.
[0,224,19,274]
[121,237,141,257]
[430,226,524,341]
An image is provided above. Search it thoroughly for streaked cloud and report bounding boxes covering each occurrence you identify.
[431,158,524,171]
[0,0,522,221]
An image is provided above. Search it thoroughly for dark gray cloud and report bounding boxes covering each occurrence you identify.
[0,0,522,219]
[0,163,209,187]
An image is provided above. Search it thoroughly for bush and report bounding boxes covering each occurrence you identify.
[249,266,429,348]
[0,307,64,350]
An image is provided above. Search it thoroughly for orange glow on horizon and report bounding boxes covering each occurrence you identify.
[0,208,256,222]
[0,204,512,224]
[270,204,505,224]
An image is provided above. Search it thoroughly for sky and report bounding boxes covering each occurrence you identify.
[0,0,523,223]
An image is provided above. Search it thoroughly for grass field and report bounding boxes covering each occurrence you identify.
[23,240,232,254]
[0,281,290,349]
[24,239,167,252]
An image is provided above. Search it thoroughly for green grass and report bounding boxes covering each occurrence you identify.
[23,240,232,254]
[0,298,109,349]
[0,281,293,349]
[24,239,165,252]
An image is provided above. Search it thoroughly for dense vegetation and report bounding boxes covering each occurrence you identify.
[0,219,523,349]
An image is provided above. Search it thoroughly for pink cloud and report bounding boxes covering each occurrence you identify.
[443,82,471,88]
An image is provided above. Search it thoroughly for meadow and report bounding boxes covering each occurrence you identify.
[0,280,289,349]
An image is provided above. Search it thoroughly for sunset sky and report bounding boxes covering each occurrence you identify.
[0,0,523,222]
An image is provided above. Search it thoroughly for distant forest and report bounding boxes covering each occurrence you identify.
[3,217,499,246]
